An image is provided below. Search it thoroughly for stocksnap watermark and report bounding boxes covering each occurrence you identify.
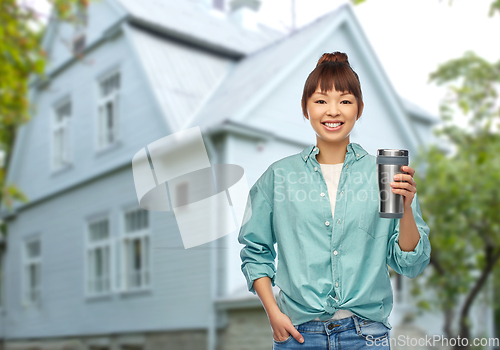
[366,335,500,348]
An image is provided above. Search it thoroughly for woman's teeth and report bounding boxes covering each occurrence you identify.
[324,122,342,127]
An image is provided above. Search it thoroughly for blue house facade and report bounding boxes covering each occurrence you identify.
[0,1,493,350]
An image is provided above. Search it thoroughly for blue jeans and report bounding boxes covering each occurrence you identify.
[272,315,391,350]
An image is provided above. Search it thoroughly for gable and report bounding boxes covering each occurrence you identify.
[126,26,234,132]
[42,0,126,74]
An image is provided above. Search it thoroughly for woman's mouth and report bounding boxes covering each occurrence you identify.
[322,122,344,131]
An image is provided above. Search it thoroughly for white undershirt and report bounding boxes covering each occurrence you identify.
[313,163,354,321]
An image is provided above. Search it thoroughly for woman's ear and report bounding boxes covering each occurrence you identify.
[356,100,365,121]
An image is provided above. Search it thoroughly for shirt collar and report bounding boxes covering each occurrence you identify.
[300,142,368,163]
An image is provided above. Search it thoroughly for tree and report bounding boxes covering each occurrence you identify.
[410,51,500,348]
[0,0,90,234]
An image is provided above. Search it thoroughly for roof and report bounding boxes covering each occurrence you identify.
[115,0,285,56]
[127,25,234,132]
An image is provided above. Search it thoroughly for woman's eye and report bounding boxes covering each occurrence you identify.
[316,100,326,104]
[341,100,352,104]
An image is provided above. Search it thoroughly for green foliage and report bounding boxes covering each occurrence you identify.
[410,51,500,339]
[489,0,500,17]
[0,0,90,213]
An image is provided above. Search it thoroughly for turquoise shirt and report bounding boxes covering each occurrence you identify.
[238,142,431,330]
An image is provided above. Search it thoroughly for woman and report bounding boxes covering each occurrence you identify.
[238,51,431,350]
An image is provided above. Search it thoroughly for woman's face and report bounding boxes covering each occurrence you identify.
[305,85,362,144]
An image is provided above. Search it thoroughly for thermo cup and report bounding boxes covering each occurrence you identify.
[376,149,409,218]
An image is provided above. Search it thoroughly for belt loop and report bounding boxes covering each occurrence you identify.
[353,315,362,335]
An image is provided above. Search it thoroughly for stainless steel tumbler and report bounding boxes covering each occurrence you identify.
[376,149,409,218]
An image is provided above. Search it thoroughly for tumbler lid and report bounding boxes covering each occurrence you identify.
[377,149,408,157]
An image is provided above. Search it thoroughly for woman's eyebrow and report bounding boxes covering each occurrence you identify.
[313,91,353,96]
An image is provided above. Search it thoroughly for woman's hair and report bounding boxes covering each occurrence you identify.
[301,51,363,120]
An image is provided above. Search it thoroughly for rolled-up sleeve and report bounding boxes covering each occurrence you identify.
[386,193,431,279]
[238,179,277,295]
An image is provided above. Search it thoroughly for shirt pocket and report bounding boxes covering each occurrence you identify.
[358,196,384,239]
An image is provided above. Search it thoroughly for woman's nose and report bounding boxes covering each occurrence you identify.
[328,107,340,116]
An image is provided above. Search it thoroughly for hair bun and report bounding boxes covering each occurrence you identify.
[316,52,350,67]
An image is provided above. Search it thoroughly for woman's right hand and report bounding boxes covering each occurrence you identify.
[269,310,304,343]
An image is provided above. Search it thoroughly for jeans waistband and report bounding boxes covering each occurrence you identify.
[295,315,374,335]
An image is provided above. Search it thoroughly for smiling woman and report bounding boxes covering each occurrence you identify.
[238,51,431,350]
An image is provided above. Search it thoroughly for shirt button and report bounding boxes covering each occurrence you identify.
[334,250,338,255]
[325,221,330,226]
[320,192,325,197]
[336,282,339,287]
[314,147,318,151]
[341,191,344,196]
[304,155,308,159]
[357,153,359,157]
[337,219,341,224]
[346,164,349,168]
[314,166,318,171]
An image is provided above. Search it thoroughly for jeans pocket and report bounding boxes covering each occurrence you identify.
[273,334,293,344]
[357,320,389,342]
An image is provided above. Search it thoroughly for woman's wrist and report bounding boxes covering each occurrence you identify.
[253,277,283,318]
[266,304,282,318]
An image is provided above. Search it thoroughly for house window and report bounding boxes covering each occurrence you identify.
[23,238,41,305]
[121,208,150,291]
[87,218,112,295]
[72,5,87,55]
[97,70,120,150]
[52,99,72,170]
[73,34,86,56]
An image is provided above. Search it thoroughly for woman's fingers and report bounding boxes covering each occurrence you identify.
[290,327,305,343]
[273,327,304,344]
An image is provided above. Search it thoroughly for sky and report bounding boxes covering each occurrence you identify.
[26,0,500,123]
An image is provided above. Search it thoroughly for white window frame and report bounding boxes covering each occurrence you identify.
[51,97,72,172]
[119,206,151,293]
[96,68,121,152]
[85,215,114,298]
[22,236,42,307]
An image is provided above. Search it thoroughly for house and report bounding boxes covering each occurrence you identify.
[0,0,493,350]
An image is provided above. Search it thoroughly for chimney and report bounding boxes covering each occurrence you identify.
[228,0,262,31]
